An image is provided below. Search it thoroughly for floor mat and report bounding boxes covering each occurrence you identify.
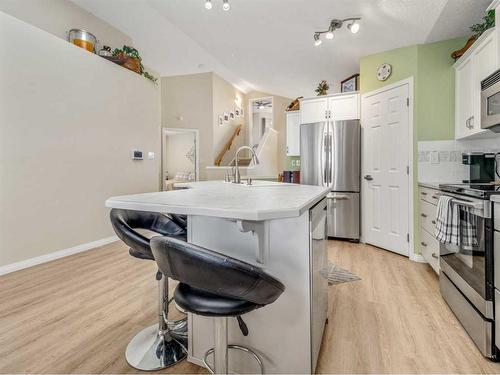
[321,261,361,285]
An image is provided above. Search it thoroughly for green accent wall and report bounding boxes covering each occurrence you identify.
[359,37,467,255]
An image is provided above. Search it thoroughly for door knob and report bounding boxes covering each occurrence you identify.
[364,175,373,181]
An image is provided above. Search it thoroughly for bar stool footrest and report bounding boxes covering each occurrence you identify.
[203,345,264,374]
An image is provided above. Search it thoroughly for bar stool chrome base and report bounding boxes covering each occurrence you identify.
[125,324,187,371]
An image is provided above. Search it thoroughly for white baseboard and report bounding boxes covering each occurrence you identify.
[0,236,118,276]
[410,253,427,263]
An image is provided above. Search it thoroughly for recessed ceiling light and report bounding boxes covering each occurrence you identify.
[205,0,212,9]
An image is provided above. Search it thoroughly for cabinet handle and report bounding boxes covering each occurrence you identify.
[432,195,439,199]
[466,118,470,129]
[432,220,436,224]
[421,213,428,218]
[421,242,428,247]
[470,115,474,128]
[325,110,328,119]
[432,253,438,259]
[421,192,427,196]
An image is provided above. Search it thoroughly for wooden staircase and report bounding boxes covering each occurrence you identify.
[214,125,242,166]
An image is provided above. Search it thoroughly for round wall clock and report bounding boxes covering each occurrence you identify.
[377,63,392,81]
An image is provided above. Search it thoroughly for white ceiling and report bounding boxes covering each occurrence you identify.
[73,0,491,98]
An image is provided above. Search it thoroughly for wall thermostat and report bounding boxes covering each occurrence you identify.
[132,150,143,160]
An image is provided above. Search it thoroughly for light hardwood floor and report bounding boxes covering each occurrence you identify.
[1,240,500,373]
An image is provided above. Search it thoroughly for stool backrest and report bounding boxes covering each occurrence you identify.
[151,236,285,306]
[110,209,186,258]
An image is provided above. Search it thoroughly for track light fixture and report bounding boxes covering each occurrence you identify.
[204,0,230,11]
[313,17,361,46]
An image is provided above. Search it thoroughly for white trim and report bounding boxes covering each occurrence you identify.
[300,90,360,102]
[0,236,118,276]
[361,77,415,259]
[487,0,499,12]
[162,128,200,183]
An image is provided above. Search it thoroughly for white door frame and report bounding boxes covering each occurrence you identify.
[162,127,200,184]
[248,96,274,148]
[361,77,419,261]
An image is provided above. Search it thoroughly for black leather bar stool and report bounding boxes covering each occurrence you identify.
[109,209,188,371]
[151,235,285,374]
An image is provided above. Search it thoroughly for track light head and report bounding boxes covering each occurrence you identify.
[314,33,322,46]
[205,0,212,9]
[222,0,231,11]
[348,20,360,34]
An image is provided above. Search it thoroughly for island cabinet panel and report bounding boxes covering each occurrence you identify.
[186,202,327,374]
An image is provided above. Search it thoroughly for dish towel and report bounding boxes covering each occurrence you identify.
[461,206,478,249]
[435,195,460,245]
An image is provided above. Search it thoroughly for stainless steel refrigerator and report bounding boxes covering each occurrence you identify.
[300,120,360,240]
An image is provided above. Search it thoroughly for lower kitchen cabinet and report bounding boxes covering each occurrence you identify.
[419,185,440,274]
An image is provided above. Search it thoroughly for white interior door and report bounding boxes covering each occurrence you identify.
[362,81,410,256]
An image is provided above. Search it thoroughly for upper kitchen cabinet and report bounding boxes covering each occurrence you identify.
[286,111,300,156]
[300,97,329,124]
[300,93,360,124]
[328,93,360,121]
[455,28,497,139]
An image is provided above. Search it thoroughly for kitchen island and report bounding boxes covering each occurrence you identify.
[106,181,330,374]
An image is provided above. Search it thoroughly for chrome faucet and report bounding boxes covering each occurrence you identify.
[233,146,260,184]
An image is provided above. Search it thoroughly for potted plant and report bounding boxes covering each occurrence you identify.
[110,45,158,84]
[452,9,495,60]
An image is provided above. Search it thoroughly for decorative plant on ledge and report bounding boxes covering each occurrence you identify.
[452,9,495,60]
[470,9,495,38]
[111,45,158,85]
[315,80,329,96]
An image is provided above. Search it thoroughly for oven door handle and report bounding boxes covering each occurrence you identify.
[434,193,485,210]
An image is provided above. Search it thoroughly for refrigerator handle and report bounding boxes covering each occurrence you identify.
[321,123,328,186]
[329,121,333,186]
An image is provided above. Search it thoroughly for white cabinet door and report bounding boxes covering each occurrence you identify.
[362,82,410,256]
[471,31,497,134]
[286,111,300,156]
[455,57,474,139]
[300,98,328,124]
[328,94,360,120]
[455,29,497,140]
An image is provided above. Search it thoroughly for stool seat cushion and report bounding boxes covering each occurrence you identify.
[174,283,261,317]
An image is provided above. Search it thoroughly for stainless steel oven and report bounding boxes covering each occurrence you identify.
[437,188,497,358]
[481,69,500,133]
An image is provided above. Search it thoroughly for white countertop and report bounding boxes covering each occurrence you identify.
[105,181,330,221]
[492,195,500,203]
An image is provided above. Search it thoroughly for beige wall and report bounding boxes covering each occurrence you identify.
[246,91,292,173]
[0,0,132,50]
[212,73,247,163]
[0,12,161,267]
[161,73,213,180]
[161,72,248,180]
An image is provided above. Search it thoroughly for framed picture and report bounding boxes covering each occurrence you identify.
[235,108,240,117]
[229,112,235,120]
[218,115,223,126]
[223,113,229,123]
[341,73,359,93]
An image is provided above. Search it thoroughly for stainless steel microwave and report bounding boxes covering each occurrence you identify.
[481,69,500,133]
